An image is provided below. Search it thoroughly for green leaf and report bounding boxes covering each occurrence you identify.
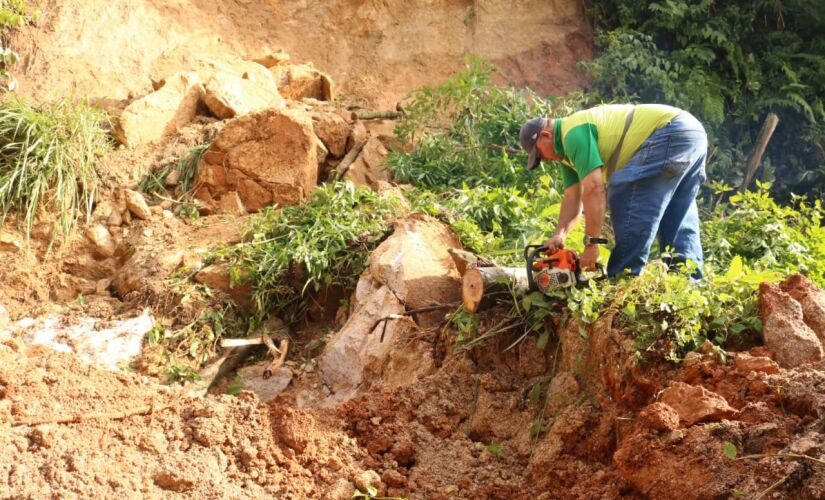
[723,441,737,460]
[536,330,550,349]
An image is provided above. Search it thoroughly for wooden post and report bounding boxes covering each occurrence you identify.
[739,113,779,192]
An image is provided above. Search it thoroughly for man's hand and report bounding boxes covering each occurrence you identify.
[544,235,565,254]
[580,244,600,271]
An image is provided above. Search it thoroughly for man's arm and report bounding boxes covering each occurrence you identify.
[579,168,606,270]
[555,184,583,239]
[545,183,582,252]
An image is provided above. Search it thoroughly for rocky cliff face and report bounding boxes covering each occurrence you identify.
[12,0,591,107]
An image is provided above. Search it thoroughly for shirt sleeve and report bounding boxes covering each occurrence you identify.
[559,163,579,190]
[563,123,603,186]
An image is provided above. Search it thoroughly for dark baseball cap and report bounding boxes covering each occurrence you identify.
[519,117,545,170]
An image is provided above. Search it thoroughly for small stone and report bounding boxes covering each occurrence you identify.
[165,169,181,187]
[124,190,152,220]
[354,470,382,492]
[85,224,116,258]
[382,469,407,488]
[143,228,153,238]
[0,232,22,253]
[733,352,780,375]
[160,200,173,210]
[162,210,174,219]
[638,402,681,431]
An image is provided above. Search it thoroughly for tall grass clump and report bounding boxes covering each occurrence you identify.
[0,98,112,237]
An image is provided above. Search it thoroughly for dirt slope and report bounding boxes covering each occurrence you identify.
[11,0,591,107]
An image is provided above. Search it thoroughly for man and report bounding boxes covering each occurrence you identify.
[519,104,707,277]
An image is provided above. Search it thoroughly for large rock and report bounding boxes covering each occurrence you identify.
[369,215,462,315]
[273,64,334,101]
[759,282,824,368]
[780,274,825,343]
[193,108,318,213]
[114,71,203,147]
[659,382,737,426]
[345,137,391,189]
[203,71,285,119]
[318,275,409,402]
[150,50,273,91]
[311,111,350,158]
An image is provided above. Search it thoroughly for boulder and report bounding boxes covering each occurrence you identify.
[193,108,318,213]
[659,382,737,426]
[369,215,462,315]
[780,274,825,342]
[318,275,410,402]
[759,282,823,367]
[149,50,273,91]
[85,224,116,259]
[273,64,334,101]
[311,111,350,158]
[124,189,152,220]
[203,71,285,119]
[345,137,391,188]
[214,191,247,217]
[114,72,203,147]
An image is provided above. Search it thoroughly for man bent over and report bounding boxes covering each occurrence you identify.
[519,104,707,277]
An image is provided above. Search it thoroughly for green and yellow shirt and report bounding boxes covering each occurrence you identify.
[554,104,681,188]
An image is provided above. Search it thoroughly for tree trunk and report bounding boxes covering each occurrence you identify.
[739,113,779,192]
[462,266,530,313]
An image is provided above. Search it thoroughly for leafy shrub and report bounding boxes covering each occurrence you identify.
[0,98,111,237]
[566,182,824,360]
[703,181,825,285]
[218,182,402,321]
[387,57,590,190]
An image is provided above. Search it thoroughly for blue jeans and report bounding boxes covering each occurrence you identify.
[606,113,707,277]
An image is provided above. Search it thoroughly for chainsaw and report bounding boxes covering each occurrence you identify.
[524,245,604,293]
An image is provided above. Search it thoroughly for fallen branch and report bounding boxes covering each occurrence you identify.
[13,403,168,427]
[351,109,404,121]
[262,337,289,380]
[369,303,460,342]
[333,138,367,181]
[737,452,825,467]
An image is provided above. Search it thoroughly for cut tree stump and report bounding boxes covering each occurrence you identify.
[462,266,529,313]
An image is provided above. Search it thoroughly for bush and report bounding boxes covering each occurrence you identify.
[387,56,590,190]
[217,182,402,321]
[0,98,111,237]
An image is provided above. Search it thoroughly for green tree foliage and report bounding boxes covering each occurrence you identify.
[584,0,825,199]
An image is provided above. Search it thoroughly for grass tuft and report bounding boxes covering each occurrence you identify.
[0,98,111,238]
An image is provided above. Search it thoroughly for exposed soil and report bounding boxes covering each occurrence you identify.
[11,0,592,109]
